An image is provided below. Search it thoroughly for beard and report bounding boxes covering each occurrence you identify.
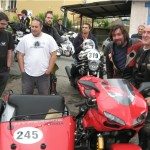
[115,40,125,47]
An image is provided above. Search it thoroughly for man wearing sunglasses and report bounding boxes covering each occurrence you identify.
[0,12,14,97]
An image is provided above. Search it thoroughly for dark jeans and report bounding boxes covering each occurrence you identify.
[22,72,50,95]
[0,70,10,97]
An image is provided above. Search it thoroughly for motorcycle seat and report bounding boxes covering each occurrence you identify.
[7,95,65,120]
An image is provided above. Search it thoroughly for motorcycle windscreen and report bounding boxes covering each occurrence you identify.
[104,79,135,106]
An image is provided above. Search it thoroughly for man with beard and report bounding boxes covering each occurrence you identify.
[42,11,63,94]
[105,24,143,82]
[42,11,64,45]
[0,12,14,97]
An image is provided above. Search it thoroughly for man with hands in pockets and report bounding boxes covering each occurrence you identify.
[16,18,58,95]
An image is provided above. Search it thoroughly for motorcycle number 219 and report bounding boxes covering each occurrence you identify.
[14,127,43,144]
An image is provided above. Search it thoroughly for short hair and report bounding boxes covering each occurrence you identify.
[21,9,28,16]
[138,25,145,29]
[45,11,53,18]
[32,17,43,26]
[109,24,129,42]
[0,12,9,21]
[57,18,62,21]
[82,23,91,29]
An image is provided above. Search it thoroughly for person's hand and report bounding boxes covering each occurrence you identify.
[45,69,51,75]
[145,97,150,106]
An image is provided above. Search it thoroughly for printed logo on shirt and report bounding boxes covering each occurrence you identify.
[0,42,6,46]
[34,41,40,47]
[31,41,44,48]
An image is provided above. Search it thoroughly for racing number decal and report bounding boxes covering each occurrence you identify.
[16,131,38,139]
[87,50,100,60]
[14,127,43,144]
[89,52,98,59]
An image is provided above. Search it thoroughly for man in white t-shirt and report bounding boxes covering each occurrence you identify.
[16,18,58,95]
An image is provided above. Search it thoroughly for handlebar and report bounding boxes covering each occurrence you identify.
[75,98,96,107]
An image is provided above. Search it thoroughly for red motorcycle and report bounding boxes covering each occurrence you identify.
[0,76,148,150]
[75,75,148,150]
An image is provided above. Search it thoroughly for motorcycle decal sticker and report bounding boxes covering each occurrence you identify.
[87,50,100,61]
[13,127,43,144]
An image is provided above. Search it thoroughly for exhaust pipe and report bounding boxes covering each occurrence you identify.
[65,66,72,79]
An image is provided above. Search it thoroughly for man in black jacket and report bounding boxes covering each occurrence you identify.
[42,11,64,46]
[54,18,69,36]
[0,12,14,97]
[105,24,143,82]
[134,25,150,150]
[70,23,99,84]
[131,25,145,40]
[20,9,30,29]
[42,11,63,94]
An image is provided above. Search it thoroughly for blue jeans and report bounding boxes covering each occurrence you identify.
[21,72,50,95]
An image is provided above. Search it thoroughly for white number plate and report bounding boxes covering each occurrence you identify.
[13,127,43,144]
[87,50,100,60]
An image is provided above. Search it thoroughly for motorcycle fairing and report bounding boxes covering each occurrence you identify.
[78,76,148,132]
[0,116,75,150]
[110,143,142,150]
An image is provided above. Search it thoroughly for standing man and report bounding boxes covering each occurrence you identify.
[131,25,145,40]
[0,12,14,97]
[20,9,30,29]
[133,25,150,150]
[54,18,69,36]
[105,24,143,82]
[42,11,64,46]
[42,11,64,95]
[16,18,58,95]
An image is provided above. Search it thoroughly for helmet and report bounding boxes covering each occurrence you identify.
[82,39,95,50]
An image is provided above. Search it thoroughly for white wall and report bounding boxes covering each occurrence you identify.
[129,1,148,37]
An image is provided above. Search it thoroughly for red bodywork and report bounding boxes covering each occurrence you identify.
[77,76,148,133]
[110,144,142,150]
[0,116,75,150]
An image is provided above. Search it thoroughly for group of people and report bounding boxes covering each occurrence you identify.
[0,9,150,149]
[0,10,70,96]
[20,9,68,36]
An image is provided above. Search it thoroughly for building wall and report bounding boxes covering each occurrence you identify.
[129,1,148,37]
[16,0,82,17]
